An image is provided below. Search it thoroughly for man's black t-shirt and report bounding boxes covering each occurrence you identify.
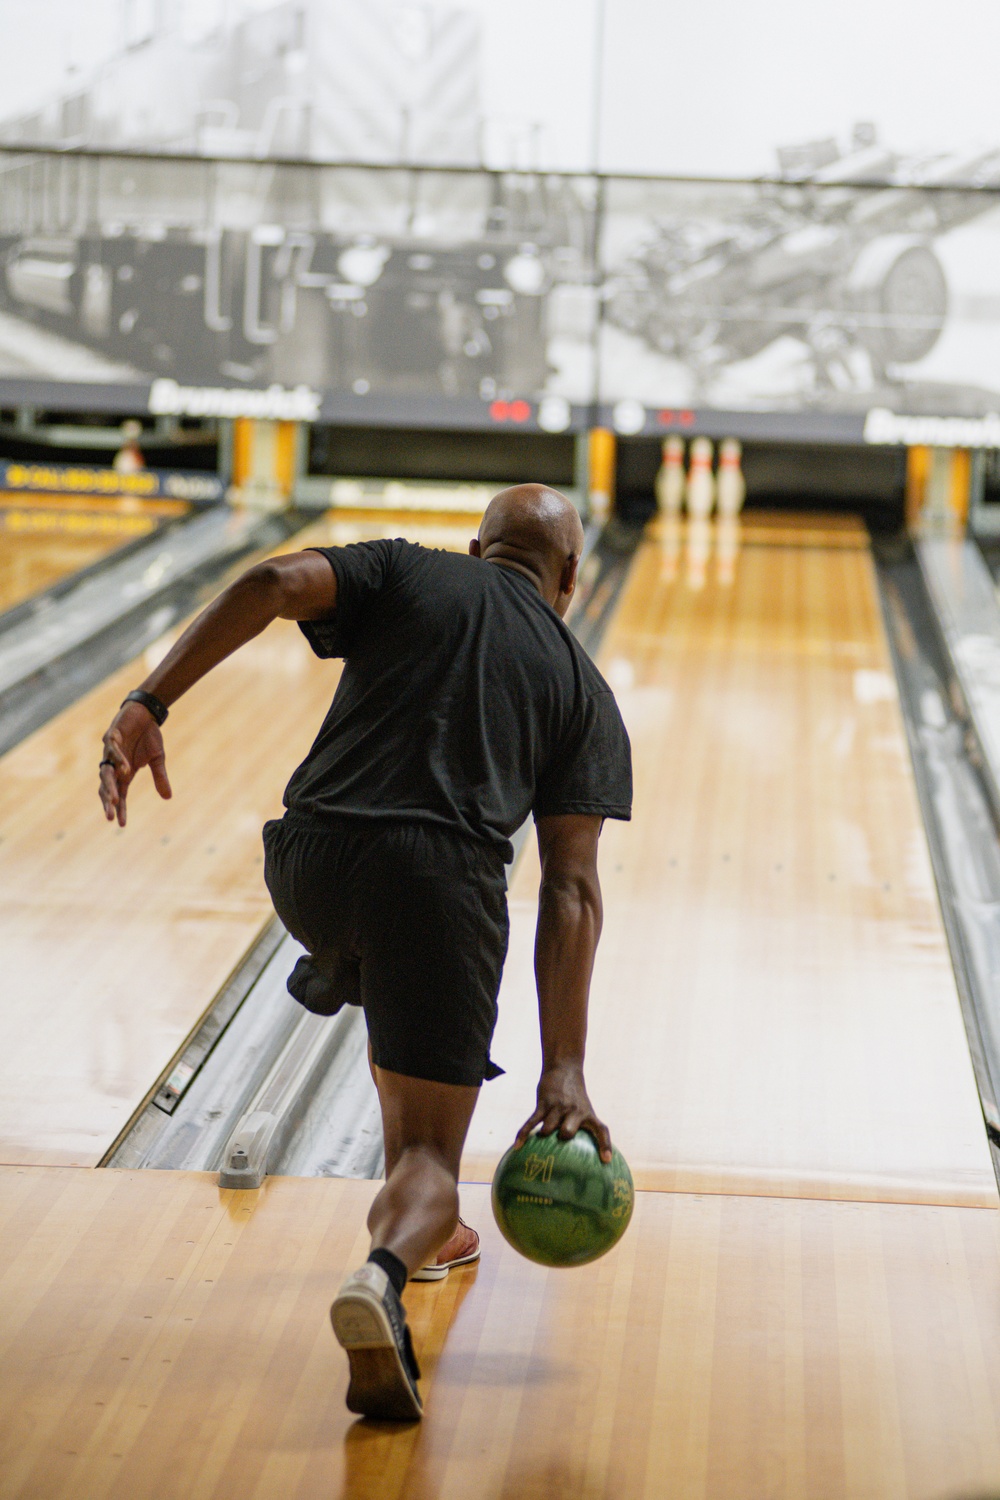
[284,539,632,862]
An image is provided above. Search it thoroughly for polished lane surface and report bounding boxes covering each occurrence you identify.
[0,495,177,615]
[0,508,484,1167]
[463,512,997,1206]
[3,510,1000,1500]
[3,1169,1000,1500]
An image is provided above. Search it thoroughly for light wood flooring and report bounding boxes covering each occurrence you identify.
[0,508,483,1165]
[1,508,998,1499]
[2,1169,1000,1500]
[462,513,996,1207]
[0,500,159,614]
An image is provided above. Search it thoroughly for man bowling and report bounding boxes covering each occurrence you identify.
[98,484,632,1422]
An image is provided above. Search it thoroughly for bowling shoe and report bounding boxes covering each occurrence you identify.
[410,1218,481,1281]
[330,1263,423,1421]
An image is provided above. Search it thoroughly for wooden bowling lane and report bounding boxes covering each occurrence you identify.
[3,1166,1000,1500]
[0,507,484,1168]
[0,497,168,615]
[464,512,997,1207]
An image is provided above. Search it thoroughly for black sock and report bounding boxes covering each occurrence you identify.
[368,1248,407,1298]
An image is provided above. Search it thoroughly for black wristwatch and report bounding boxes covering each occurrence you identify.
[121,688,169,726]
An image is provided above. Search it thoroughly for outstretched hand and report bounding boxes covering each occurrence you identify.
[99,702,172,827]
[515,1062,612,1163]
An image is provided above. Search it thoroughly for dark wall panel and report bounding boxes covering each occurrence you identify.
[309,426,576,485]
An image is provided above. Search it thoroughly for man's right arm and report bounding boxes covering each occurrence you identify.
[134,549,338,704]
[515,812,612,1162]
[99,550,337,826]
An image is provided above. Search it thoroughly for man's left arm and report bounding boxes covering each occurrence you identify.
[99,550,337,827]
[515,812,612,1162]
[515,686,632,1159]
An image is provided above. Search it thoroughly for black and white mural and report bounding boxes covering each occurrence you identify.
[0,0,998,435]
[599,155,1000,418]
[0,153,597,422]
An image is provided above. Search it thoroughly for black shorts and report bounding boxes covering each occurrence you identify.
[262,812,509,1087]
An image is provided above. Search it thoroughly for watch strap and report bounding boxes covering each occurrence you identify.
[122,688,169,726]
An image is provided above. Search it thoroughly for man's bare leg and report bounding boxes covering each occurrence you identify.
[367,1065,480,1274]
[331,1063,479,1419]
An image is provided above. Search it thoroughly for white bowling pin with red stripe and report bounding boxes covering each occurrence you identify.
[655,434,686,515]
[685,436,715,520]
[716,438,746,518]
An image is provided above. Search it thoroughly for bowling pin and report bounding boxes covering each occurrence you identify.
[716,437,746,519]
[685,436,715,520]
[655,435,685,515]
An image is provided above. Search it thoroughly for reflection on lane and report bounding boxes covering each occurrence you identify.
[0,498,162,616]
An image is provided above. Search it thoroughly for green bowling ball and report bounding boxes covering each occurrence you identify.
[491,1128,634,1268]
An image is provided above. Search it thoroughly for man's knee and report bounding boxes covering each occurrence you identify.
[287,951,361,1016]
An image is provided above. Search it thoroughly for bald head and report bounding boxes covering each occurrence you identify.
[471,484,584,617]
